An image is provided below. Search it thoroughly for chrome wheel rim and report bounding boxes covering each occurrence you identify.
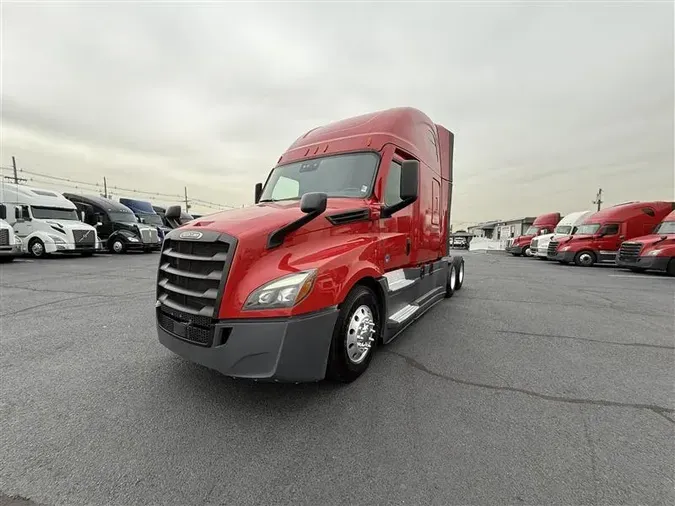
[579,253,593,266]
[113,241,123,253]
[449,265,456,291]
[346,305,376,364]
[524,247,532,257]
[31,242,43,256]
[458,262,464,284]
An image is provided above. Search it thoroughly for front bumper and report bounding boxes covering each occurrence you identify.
[0,244,21,257]
[157,306,340,382]
[506,245,524,255]
[49,242,98,254]
[553,250,576,263]
[617,255,671,272]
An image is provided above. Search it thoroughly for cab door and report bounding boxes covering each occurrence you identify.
[596,222,621,262]
[378,150,414,272]
[13,205,33,239]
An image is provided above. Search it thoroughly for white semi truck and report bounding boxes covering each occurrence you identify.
[0,204,22,262]
[530,210,594,259]
[0,183,100,258]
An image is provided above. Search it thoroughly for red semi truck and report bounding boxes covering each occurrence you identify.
[547,201,675,267]
[505,212,561,257]
[616,209,675,275]
[155,107,466,383]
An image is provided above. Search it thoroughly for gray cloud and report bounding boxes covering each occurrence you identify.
[2,1,673,223]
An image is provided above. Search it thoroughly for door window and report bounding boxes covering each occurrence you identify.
[383,161,402,207]
[599,223,619,235]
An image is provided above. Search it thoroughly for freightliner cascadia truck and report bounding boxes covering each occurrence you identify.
[547,201,675,267]
[155,107,466,383]
[616,209,675,275]
[530,210,593,260]
[505,212,561,257]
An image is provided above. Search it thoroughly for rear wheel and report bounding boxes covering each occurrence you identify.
[445,263,457,298]
[574,250,596,267]
[326,285,380,383]
[454,260,464,290]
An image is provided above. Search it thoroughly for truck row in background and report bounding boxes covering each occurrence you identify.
[507,202,675,276]
[0,183,198,262]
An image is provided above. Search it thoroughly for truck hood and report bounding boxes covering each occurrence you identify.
[624,233,675,246]
[511,234,534,246]
[45,220,96,232]
[184,198,369,240]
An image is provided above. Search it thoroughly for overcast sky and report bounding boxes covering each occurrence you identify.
[1,1,673,226]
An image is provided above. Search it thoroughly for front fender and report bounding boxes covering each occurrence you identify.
[108,230,138,244]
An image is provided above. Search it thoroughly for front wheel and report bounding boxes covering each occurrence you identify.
[28,238,47,258]
[109,238,126,254]
[524,247,533,257]
[326,285,380,383]
[574,250,596,267]
[455,260,465,290]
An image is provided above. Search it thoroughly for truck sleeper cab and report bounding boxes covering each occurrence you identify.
[531,210,593,259]
[63,193,161,254]
[547,201,675,267]
[0,184,99,258]
[155,107,466,383]
[506,212,561,257]
[0,204,22,262]
[153,205,194,229]
[616,209,675,276]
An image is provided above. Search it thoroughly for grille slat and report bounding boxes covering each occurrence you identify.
[547,241,560,257]
[156,234,236,347]
[0,229,9,247]
[618,242,643,263]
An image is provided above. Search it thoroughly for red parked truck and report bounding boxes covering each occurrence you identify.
[155,107,466,383]
[616,209,675,275]
[505,212,561,257]
[547,201,675,267]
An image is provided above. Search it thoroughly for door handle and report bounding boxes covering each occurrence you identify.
[405,238,411,256]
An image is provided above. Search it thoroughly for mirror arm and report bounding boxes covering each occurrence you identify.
[381,196,417,219]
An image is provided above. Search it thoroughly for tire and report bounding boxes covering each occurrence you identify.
[667,259,675,277]
[326,285,380,383]
[574,250,596,267]
[109,238,126,254]
[454,259,464,290]
[28,238,47,258]
[524,247,533,257]
[445,263,457,298]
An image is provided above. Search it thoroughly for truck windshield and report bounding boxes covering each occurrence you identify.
[524,226,540,235]
[654,221,675,234]
[555,225,572,235]
[139,213,163,226]
[108,211,138,223]
[31,206,79,221]
[575,223,601,235]
[260,152,379,202]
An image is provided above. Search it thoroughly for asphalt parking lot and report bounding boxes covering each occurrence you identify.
[1,251,673,506]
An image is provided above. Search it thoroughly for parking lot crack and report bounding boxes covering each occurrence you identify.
[384,350,675,422]
[497,330,674,350]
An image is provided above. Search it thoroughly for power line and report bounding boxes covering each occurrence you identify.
[0,163,235,211]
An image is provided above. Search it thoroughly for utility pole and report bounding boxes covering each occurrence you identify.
[593,188,603,211]
[5,156,27,184]
[184,187,190,211]
[103,177,108,199]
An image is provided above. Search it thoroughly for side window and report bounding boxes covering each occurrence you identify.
[20,205,31,220]
[271,176,299,200]
[383,161,402,207]
[601,224,619,235]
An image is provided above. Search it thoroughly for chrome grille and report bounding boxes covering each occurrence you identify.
[618,242,643,263]
[547,241,559,257]
[72,229,95,249]
[0,229,8,247]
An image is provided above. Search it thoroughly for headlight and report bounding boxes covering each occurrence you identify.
[127,236,140,242]
[244,270,317,310]
[48,235,66,244]
[647,249,662,256]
